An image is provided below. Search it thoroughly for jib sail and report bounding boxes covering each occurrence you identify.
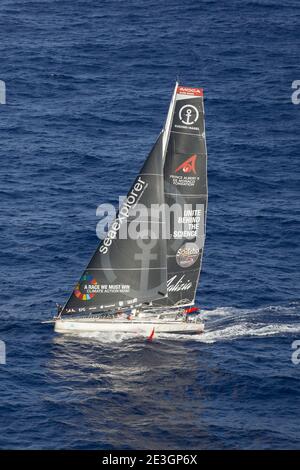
[61,133,168,315]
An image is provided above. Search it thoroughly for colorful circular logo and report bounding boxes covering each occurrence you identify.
[176,242,200,268]
[74,274,98,301]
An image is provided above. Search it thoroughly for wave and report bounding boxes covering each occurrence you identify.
[197,321,300,344]
[75,331,140,344]
[194,303,300,343]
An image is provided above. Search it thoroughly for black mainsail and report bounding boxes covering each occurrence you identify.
[60,84,207,316]
[154,85,208,308]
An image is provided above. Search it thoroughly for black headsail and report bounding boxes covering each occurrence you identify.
[154,85,208,308]
[61,133,168,315]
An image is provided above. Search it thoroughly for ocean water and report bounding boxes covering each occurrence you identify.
[0,0,300,450]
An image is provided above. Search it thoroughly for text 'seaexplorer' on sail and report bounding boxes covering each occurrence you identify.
[99,177,147,254]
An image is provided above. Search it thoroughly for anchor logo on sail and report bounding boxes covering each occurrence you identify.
[175,155,197,175]
[179,104,199,125]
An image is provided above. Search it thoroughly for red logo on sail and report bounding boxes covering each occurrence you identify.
[175,155,197,174]
[177,86,203,97]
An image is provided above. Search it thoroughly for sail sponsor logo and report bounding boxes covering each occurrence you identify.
[176,242,200,268]
[177,86,203,97]
[99,177,147,254]
[173,207,203,239]
[178,104,199,126]
[170,154,199,187]
[175,154,197,174]
[167,275,192,292]
[74,274,100,300]
[74,275,131,301]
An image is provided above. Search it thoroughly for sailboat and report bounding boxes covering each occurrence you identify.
[53,83,208,338]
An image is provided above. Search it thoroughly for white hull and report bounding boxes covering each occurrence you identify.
[54,317,204,337]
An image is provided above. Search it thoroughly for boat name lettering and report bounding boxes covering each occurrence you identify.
[167,275,192,292]
[99,177,147,254]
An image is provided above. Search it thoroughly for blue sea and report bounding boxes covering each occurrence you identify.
[0,0,300,450]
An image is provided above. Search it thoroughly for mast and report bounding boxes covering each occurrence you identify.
[162,81,178,158]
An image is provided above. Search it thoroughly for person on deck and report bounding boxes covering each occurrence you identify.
[56,304,63,316]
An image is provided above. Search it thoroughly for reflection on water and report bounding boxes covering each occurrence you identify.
[46,334,212,449]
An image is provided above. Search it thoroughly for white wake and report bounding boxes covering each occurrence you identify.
[69,304,300,344]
